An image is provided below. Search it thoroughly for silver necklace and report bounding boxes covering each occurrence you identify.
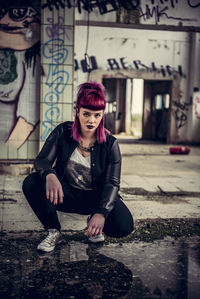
[78,143,94,152]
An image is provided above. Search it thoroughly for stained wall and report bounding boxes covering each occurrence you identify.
[74,0,200,143]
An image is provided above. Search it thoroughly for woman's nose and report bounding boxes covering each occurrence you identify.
[89,116,95,123]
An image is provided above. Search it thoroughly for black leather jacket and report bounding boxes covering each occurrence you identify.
[34,121,121,217]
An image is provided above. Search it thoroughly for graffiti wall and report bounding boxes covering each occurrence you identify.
[0,0,74,159]
[40,0,74,149]
[75,0,200,27]
[75,26,200,143]
[139,0,200,26]
[0,0,41,159]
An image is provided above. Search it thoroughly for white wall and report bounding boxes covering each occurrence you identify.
[74,0,200,143]
[75,25,200,142]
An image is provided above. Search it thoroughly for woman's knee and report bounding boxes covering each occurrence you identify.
[104,218,134,238]
[111,215,134,238]
[22,172,42,196]
[104,199,134,238]
[119,214,134,237]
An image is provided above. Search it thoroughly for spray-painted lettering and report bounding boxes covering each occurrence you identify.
[149,0,179,9]
[46,16,72,40]
[43,38,68,64]
[75,55,185,78]
[42,0,65,11]
[173,100,190,129]
[41,38,70,141]
[139,3,197,24]
[42,0,140,14]
[107,57,185,78]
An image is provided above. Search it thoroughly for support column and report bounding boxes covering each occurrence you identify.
[186,32,196,143]
[40,1,74,149]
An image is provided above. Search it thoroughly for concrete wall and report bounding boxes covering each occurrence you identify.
[74,1,200,143]
[0,1,199,161]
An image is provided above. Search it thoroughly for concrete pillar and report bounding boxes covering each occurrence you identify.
[186,32,196,143]
[40,2,74,149]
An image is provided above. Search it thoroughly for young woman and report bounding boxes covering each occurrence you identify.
[22,81,134,252]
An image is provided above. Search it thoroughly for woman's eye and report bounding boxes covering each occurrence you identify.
[95,114,101,118]
[83,112,89,117]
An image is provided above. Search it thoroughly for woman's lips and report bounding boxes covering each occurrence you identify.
[87,125,95,129]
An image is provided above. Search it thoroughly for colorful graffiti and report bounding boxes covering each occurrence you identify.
[46,15,73,40]
[0,0,40,151]
[41,38,70,141]
[40,2,73,143]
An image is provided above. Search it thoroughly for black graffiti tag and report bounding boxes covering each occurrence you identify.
[150,0,179,9]
[149,0,200,9]
[42,0,66,10]
[173,101,190,129]
[42,0,140,13]
[139,3,197,24]
[174,109,187,129]
[187,0,200,8]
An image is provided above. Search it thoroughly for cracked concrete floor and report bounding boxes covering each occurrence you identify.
[0,232,200,299]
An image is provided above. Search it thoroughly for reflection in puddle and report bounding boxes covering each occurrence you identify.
[99,236,200,298]
[0,235,200,298]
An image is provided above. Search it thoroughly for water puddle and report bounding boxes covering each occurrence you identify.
[0,234,200,298]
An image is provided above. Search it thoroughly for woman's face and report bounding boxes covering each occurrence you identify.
[78,108,104,134]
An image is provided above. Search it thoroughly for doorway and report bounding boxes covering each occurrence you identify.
[143,80,171,142]
[103,78,126,134]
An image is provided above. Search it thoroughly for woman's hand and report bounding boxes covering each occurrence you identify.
[85,213,105,237]
[46,173,64,205]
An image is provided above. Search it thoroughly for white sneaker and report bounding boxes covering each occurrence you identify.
[37,229,63,252]
[87,216,105,243]
[88,234,105,243]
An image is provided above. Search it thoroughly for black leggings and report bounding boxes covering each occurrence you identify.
[22,172,134,238]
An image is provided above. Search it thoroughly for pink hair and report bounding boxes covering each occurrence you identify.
[72,81,108,143]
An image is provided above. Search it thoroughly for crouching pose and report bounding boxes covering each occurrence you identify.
[22,81,134,252]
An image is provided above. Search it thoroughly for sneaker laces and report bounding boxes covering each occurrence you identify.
[42,230,59,246]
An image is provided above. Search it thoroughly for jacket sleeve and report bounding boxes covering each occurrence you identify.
[95,139,121,218]
[34,125,62,180]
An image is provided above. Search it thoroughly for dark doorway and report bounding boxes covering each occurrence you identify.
[143,80,171,142]
[103,78,126,134]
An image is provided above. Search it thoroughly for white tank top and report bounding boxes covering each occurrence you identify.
[64,147,93,190]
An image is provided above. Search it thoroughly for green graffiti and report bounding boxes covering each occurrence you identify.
[0,50,18,84]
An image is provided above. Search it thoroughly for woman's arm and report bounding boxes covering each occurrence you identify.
[34,124,63,180]
[86,139,121,236]
[35,124,65,204]
[95,139,121,217]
